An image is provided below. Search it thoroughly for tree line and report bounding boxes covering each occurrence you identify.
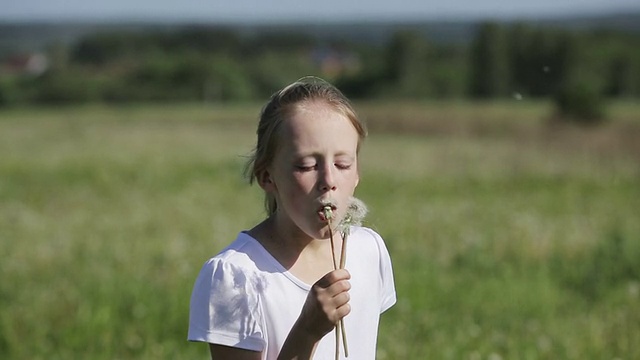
[0,22,638,108]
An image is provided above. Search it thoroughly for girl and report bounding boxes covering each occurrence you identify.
[188,78,396,359]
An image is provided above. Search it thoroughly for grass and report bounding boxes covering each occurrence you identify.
[0,100,639,359]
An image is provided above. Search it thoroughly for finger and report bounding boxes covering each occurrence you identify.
[316,269,351,288]
[315,281,349,307]
[324,296,351,324]
[327,279,351,295]
[331,291,350,307]
[335,303,351,320]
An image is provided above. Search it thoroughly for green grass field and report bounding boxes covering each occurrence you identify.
[1,101,639,359]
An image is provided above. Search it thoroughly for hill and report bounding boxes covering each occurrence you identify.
[1,11,639,57]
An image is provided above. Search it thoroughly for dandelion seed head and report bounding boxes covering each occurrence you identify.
[323,206,333,220]
[320,199,335,220]
[338,197,368,235]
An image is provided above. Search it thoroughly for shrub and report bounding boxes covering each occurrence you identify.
[0,77,32,106]
[553,80,606,125]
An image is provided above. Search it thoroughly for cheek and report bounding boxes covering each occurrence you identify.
[340,169,359,187]
[273,171,312,195]
[353,168,360,188]
[291,173,317,191]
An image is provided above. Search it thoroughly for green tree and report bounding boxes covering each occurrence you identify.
[385,30,431,98]
[469,22,509,98]
[606,53,637,97]
[507,23,534,96]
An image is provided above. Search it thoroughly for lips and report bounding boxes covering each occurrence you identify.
[317,203,337,222]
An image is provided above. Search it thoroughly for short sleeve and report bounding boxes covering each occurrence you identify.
[367,228,397,313]
[188,258,265,351]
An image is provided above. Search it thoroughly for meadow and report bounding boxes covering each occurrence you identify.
[0,100,639,359]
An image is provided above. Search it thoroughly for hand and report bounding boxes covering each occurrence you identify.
[298,269,352,340]
[278,269,351,359]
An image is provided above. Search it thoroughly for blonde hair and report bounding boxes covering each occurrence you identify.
[245,77,367,215]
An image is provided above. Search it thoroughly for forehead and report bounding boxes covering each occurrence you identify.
[278,101,358,153]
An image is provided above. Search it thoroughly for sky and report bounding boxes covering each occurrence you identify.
[2,0,640,23]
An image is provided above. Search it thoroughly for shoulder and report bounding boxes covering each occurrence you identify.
[194,233,271,294]
[188,234,268,351]
[345,226,393,268]
[349,226,389,252]
[202,232,268,271]
[346,226,397,312]
[351,226,383,240]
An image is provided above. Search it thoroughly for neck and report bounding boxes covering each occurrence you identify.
[270,215,325,251]
[249,216,335,270]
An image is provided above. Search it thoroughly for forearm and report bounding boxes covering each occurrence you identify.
[277,320,320,360]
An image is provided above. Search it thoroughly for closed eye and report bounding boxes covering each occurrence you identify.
[295,164,317,172]
[336,163,352,170]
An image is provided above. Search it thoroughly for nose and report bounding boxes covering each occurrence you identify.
[318,163,337,192]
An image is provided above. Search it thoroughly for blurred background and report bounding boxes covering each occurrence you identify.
[1,1,639,359]
[2,0,640,108]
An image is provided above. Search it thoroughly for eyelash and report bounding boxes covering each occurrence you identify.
[295,163,352,171]
[295,165,316,171]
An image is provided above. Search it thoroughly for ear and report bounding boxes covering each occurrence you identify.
[257,170,276,192]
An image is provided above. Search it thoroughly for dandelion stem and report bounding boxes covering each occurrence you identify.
[335,323,341,360]
[328,217,338,271]
[339,232,349,357]
[339,233,348,269]
[340,321,348,357]
[328,217,340,360]
[324,205,346,359]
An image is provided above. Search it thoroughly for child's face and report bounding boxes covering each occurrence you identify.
[264,101,360,240]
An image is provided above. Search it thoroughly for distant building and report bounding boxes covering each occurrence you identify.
[310,46,360,78]
[1,53,49,76]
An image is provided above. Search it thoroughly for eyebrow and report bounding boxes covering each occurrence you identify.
[293,151,356,159]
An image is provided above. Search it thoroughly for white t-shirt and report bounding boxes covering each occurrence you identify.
[188,226,396,360]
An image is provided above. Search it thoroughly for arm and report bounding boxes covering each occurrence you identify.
[278,269,351,360]
[209,344,261,360]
